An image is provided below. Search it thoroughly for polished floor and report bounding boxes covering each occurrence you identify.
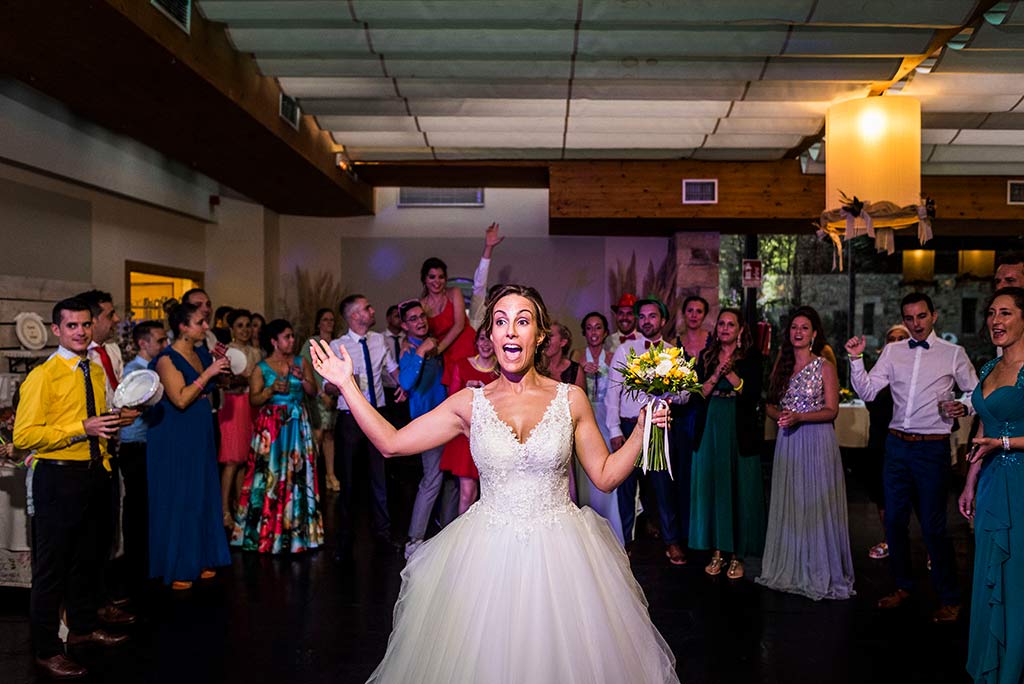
[0,453,975,684]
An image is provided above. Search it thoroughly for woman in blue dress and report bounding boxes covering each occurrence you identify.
[961,286,1024,683]
[232,319,323,554]
[148,303,232,590]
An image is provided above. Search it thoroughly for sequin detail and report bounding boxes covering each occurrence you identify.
[781,357,826,413]
[466,383,580,540]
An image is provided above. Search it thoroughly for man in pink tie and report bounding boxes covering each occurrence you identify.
[608,293,639,355]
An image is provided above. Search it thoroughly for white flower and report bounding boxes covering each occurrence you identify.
[655,359,673,376]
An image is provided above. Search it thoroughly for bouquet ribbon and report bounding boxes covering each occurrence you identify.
[639,397,672,478]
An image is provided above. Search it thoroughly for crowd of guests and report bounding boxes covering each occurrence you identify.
[6,239,1024,681]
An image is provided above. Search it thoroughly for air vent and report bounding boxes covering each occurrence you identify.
[1008,180,1024,205]
[151,0,191,34]
[398,188,485,208]
[279,94,301,131]
[682,179,718,205]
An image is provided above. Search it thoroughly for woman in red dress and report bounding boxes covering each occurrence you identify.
[420,257,477,388]
[439,326,498,515]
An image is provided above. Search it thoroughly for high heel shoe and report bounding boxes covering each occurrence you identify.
[705,554,725,576]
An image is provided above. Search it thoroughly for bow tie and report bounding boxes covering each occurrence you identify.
[909,339,930,350]
[618,333,636,344]
[644,339,661,350]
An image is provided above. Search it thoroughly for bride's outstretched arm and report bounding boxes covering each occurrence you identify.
[569,385,668,493]
[309,339,468,458]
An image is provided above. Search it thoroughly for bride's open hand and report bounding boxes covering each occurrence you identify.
[309,339,352,388]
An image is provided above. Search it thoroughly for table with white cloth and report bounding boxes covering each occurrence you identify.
[0,464,31,587]
[764,399,972,462]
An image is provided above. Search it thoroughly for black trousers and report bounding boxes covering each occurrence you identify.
[118,441,149,596]
[31,462,109,657]
[334,411,390,538]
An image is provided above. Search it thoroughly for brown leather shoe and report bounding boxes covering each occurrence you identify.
[97,604,136,626]
[35,654,87,679]
[933,604,961,624]
[67,629,129,647]
[877,589,911,609]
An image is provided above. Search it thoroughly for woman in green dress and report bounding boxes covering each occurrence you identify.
[689,308,766,581]
[960,287,1024,684]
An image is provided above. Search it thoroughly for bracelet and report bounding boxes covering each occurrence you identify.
[732,378,745,393]
[1004,435,1012,452]
[848,353,863,360]
[192,379,205,390]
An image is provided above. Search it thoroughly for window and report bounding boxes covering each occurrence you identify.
[398,188,484,207]
[962,298,978,335]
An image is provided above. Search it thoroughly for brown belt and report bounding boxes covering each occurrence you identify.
[888,429,949,443]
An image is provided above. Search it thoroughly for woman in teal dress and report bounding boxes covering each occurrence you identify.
[232,319,324,554]
[960,287,1024,683]
[689,308,766,581]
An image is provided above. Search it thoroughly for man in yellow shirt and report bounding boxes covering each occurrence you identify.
[14,297,129,679]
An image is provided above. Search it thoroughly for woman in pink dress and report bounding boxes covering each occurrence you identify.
[218,309,262,527]
[420,257,477,388]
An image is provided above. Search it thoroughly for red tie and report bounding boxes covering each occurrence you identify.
[94,346,119,390]
[619,333,635,344]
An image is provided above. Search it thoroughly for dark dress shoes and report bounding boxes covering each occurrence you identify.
[97,604,137,626]
[67,628,130,647]
[35,654,87,679]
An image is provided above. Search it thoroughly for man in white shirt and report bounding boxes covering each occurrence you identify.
[327,294,401,548]
[846,292,978,623]
[607,293,639,355]
[605,297,687,564]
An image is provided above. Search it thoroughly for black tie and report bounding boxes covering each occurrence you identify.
[360,338,378,406]
[79,359,101,462]
[909,339,930,350]
[392,335,400,362]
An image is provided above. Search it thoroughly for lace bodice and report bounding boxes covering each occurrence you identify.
[781,356,826,413]
[469,383,579,536]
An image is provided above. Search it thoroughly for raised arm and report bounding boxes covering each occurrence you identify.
[435,287,468,355]
[954,346,980,415]
[310,339,468,457]
[846,336,891,402]
[571,385,667,492]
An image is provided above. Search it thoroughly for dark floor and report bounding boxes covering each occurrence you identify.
[0,452,975,684]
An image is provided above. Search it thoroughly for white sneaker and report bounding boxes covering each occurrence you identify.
[404,538,424,560]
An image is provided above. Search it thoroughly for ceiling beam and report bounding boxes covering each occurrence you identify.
[0,0,373,216]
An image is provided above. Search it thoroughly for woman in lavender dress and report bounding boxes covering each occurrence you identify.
[757,307,855,600]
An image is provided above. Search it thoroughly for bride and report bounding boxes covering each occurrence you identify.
[310,284,679,683]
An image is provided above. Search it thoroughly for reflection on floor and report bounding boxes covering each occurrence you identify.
[0,454,973,683]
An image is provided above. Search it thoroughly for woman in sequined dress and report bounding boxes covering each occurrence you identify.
[960,287,1024,684]
[757,307,855,600]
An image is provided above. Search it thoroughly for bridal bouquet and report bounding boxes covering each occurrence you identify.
[617,343,702,475]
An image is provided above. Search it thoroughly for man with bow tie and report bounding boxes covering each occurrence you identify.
[606,296,688,565]
[846,292,978,623]
[608,293,639,354]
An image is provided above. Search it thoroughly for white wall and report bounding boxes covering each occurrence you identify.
[205,197,267,314]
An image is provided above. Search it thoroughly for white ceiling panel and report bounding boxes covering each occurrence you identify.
[745,81,872,101]
[428,131,564,148]
[408,99,568,117]
[962,23,1024,50]
[573,58,764,81]
[932,49,1024,75]
[808,0,975,27]
[702,133,804,148]
[578,28,789,58]
[334,132,426,147]
[691,148,789,160]
[318,116,419,132]
[278,77,397,98]
[350,2,580,24]
[930,144,1024,163]
[571,80,747,100]
[301,98,411,116]
[912,93,1024,113]
[368,28,574,56]
[566,132,707,149]
[582,1,814,25]
[762,58,900,81]
[565,148,695,160]
[258,58,384,78]
[226,28,367,53]
[418,116,565,132]
[715,117,822,134]
[345,147,434,161]
[568,117,718,134]
[571,100,733,117]
[953,129,1024,146]
[920,129,959,145]
[728,101,832,117]
[397,80,570,99]
[784,27,934,56]
[433,148,563,160]
[902,73,1024,97]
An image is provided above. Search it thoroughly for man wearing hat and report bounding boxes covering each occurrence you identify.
[605,295,688,565]
[608,293,639,355]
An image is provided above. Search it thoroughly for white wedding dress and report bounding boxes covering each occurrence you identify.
[367,383,679,683]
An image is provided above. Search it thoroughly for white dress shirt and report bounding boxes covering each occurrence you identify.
[381,329,405,389]
[850,330,979,435]
[605,336,670,439]
[328,330,398,410]
[607,330,639,356]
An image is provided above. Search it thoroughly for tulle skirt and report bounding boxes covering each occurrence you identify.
[366,503,678,683]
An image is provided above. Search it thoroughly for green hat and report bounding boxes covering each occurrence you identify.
[633,296,668,320]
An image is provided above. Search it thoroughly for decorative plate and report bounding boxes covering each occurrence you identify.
[14,312,48,351]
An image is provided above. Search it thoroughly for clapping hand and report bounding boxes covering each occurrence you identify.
[845,336,867,357]
[309,339,352,388]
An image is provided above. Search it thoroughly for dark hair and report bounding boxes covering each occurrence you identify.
[52,297,92,326]
[386,304,399,318]
[251,313,266,326]
[260,318,292,355]
[987,287,1024,321]
[997,251,1024,267]
[313,307,333,333]
[634,298,668,321]
[226,309,251,327]
[681,295,710,318]
[700,308,752,377]
[74,289,113,318]
[768,306,829,404]
[399,300,423,322]
[215,306,233,323]
[168,303,200,336]
[901,292,935,314]
[550,322,573,357]
[420,257,448,285]
[482,284,552,375]
[339,294,366,321]
[131,320,164,347]
[181,288,208,305]
[580,311,609,337]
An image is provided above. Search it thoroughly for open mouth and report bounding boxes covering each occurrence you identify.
[502,344,523,359]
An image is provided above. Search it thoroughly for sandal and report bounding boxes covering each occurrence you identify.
[868,542,889,559]
[726,559,744,580]
[705,554,725,576]
[665,544,687,566]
